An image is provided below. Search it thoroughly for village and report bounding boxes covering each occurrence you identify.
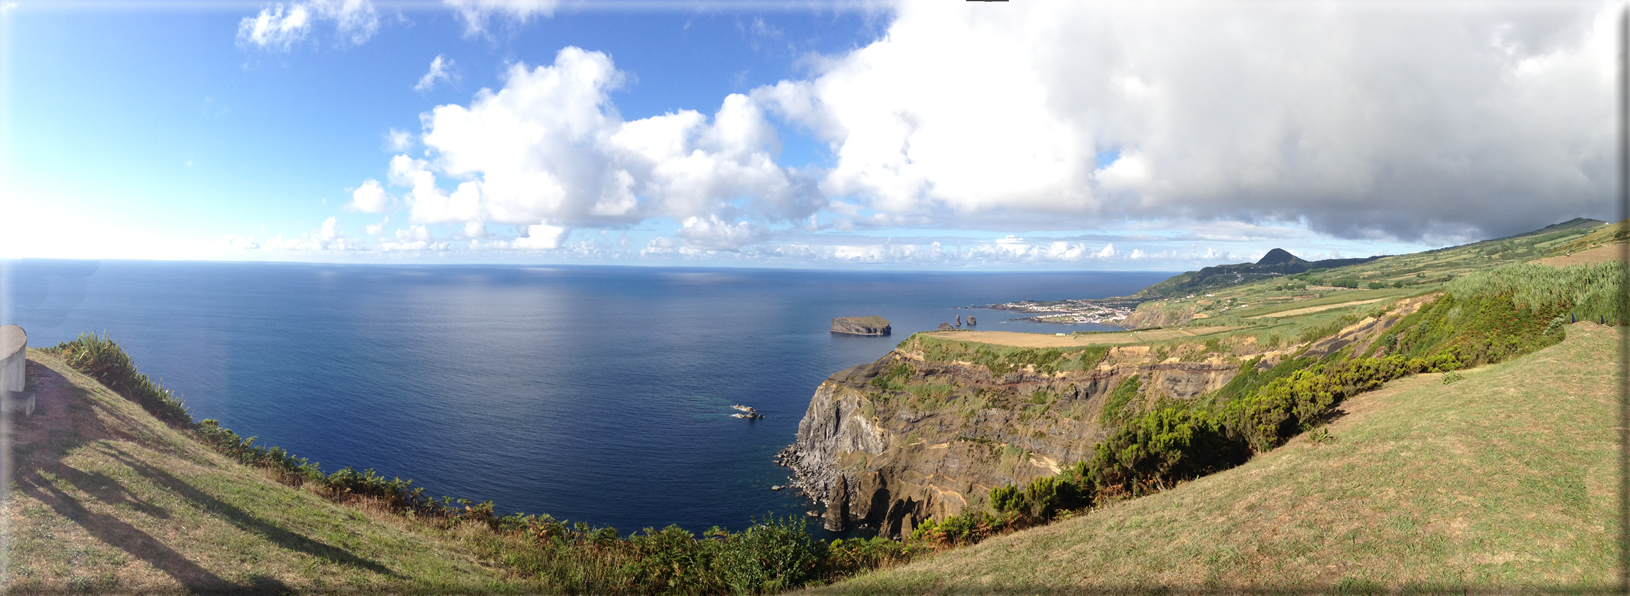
[979,298,1136,325]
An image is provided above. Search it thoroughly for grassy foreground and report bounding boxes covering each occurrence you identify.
[811,322,1620,593]
[5,349,532,594]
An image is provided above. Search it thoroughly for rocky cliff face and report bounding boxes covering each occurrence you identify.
[783,335,1268,538]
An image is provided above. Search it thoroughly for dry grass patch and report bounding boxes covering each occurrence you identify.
[1531,243,1627,267]
[1248,298,1387,319]
[920,327,1236,348]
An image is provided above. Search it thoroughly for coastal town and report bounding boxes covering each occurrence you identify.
[979,298,1137,325]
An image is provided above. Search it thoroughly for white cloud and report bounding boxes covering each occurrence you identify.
[262,217,360,251]
[347,179,391,213]
[514,223,569,249]
[320,216,341,240]
[415,55,455,92]
[755,0,1617,241]
[365,217,389,235]
[671,215,769,252]
[237,4,312,51]
[445,0,558,37]
[384,128,413,151]
[368,46,815,246]
[237,0,378,50]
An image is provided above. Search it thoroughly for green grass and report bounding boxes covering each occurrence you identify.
[806,323,1619,593]
[8,349,536,594]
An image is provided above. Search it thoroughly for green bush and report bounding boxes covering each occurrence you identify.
[715,514,819,594]
[52,332,192,426]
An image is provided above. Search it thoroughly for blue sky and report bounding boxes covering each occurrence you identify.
[0,0,1618,270]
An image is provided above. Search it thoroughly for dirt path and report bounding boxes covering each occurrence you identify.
[921,326,1236,348]
[1530,243,1626,267]
[1249,298,1385,319]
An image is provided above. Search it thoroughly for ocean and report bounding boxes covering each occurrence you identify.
[2,260,1171,536]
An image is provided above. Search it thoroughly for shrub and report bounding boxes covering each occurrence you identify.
[715,514,819,594]
[52,332,192,426]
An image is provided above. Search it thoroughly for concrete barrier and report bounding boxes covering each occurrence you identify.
[0,325,24,392]
[0,325,31,417]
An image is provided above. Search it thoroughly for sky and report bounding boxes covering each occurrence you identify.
[0,0,1619,270]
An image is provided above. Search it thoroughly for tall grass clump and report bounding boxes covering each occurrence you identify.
[52,332,193,426]
[1445,261,1628,326]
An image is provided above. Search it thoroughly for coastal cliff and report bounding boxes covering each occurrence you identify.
[784,334,1273,537]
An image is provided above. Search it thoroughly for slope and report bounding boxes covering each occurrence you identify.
[809,322,1619,593]
[5,349,535,594]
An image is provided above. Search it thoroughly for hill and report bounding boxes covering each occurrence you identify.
[809,322,1618,593]
[7,350,534,593]
[1129,249,1382,300]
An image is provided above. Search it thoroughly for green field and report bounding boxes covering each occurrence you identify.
[808,323,1620,593]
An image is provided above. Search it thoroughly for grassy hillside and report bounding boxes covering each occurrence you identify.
[1109,218,1608,328]
[6,349,533,594]
[808,322,1619,593]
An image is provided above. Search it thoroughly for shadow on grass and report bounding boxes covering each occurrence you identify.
[97,443,400,578]
[9,359,347,593]
[17,475,261,593]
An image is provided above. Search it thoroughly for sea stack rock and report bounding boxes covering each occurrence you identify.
[968,316,976,326]
[937,322,955,331]
[831,316,891,336]
[824,475,849,531]
[956,314,963,326]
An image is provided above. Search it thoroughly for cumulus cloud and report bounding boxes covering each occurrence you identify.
[415,55,455,92]
[237,0,379,50]
[364,46,815,251]
[445,0,558,37]
[514,223,569,249]
[671,215,770,252]
[754,0,1617,241]
[365,217,389,235]
[347,179,391,213]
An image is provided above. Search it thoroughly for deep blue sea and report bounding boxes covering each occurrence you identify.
[2,260,1170,536]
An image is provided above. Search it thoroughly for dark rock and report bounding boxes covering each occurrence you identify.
[823,475,849,531]
[937,322,955,331]
[832,316,892,336]
[956,314,962,326]
[968,316,976,326]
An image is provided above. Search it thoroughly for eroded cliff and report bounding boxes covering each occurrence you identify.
[785,336,1251,537]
